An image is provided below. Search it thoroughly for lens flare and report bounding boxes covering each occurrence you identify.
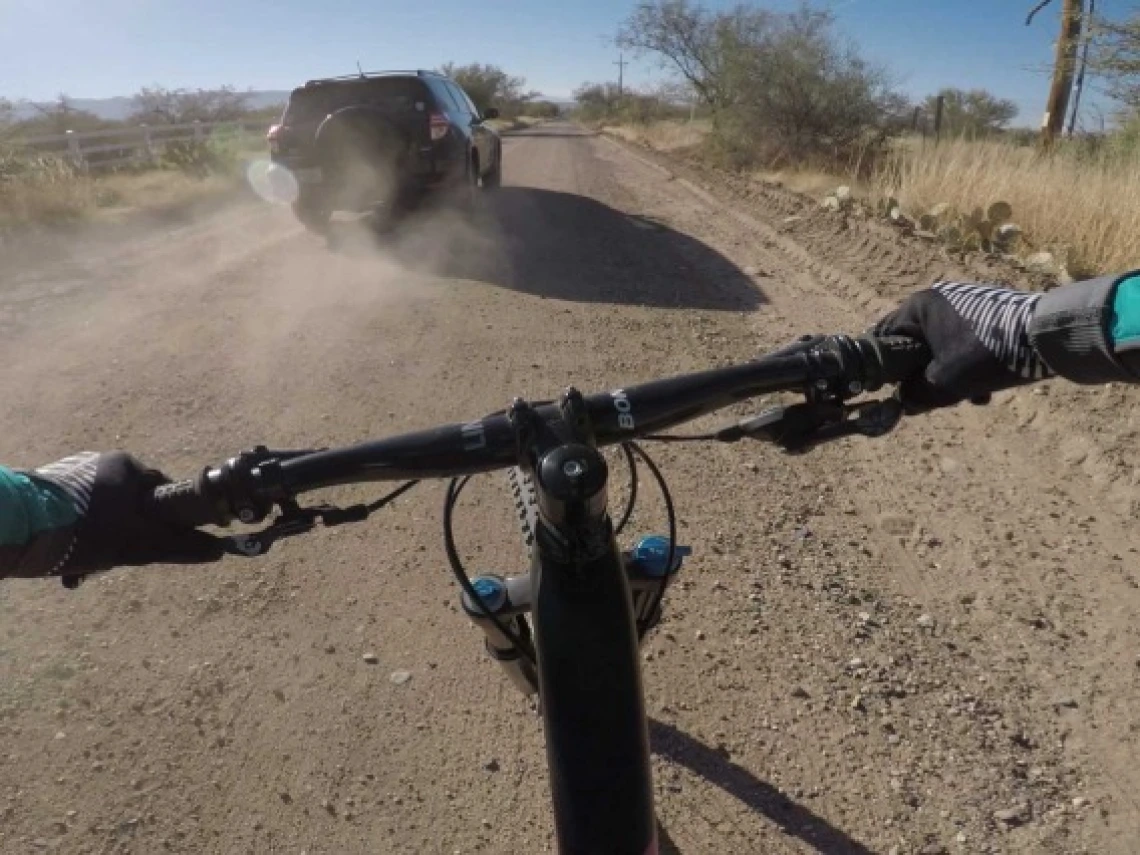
[246,160,299,205]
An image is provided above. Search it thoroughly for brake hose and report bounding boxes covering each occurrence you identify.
[443,476,538,666]
[615,443,639,535]
[627,442,677,642]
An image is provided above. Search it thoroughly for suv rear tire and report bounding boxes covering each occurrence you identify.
[447,152,479,215]
[481,146,502,191]
[292,196,331,234]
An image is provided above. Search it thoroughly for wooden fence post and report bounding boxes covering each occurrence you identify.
[933,95,945,142]
[65,130,83,166]
[140,123,155,163]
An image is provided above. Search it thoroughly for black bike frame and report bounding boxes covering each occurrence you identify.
[520,394,656,854]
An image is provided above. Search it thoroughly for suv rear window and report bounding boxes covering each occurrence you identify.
[284,78,427,123]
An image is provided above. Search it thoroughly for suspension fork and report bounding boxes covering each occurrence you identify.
[461,389,688,693]
[461,537,686,699]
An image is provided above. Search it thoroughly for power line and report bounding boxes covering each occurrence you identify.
[1026,0,1056,26]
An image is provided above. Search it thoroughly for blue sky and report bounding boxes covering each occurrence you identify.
[1,0,1132,127]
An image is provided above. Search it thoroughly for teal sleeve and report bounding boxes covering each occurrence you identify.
[1110,273,1140,349]
[0,466,79,548]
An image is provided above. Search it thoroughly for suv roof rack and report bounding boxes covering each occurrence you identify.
[302,69,444,86]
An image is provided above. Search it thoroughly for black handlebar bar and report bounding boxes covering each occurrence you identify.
[856,335,930,387]
[148,334,930,530]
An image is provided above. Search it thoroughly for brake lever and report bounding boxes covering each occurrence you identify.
[802,396,905,449]
[221,500,369,557]
[728,396,904,453]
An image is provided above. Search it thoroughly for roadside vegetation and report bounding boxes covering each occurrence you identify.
[0,88,269,229]
[581,0,1140,279]
[878,135,1140,278]
[434,63,560,131]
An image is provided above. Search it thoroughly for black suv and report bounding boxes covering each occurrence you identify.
[267,70,503,232]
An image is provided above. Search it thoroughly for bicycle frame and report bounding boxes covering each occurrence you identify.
[514,392,656,854]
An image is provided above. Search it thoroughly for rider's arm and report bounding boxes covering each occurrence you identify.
[875,269,1140,409]
[1029,270,1140,383]
[0,453,222,584]
[0,465,80,578]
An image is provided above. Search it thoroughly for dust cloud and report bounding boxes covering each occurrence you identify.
[232,172,510,394]
[1,162,512,460]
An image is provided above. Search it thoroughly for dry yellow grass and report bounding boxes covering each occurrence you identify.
[93,171,238,218]
[876,137,1140,276]
[0,156,246,230]
[606,119,867,196]
[604,119,710,152]
[0,157,96,228]
[602,118,1139,277]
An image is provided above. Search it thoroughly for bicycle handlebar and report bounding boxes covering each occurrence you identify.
[148,334,929,530]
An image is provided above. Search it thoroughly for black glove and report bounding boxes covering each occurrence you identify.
[26,452,224,586]
[874,281,1054,411]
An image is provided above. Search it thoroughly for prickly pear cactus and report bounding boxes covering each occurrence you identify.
[987,201,1013,226]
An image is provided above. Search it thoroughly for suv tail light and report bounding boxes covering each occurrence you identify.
[267,124,282,154]
[429,111,450,142]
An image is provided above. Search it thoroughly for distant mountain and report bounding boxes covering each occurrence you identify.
[11,97,129,121]
[9,88,573,122]
[11,90,291,122]
[536,96,576,108]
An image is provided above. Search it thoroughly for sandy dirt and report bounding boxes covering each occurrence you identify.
[0,122,1137,855]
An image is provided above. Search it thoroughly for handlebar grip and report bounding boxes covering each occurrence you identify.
[866,335,931,386]
[147,474,224,529]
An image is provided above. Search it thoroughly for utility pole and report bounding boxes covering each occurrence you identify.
[1067,0,1095,135]
[614,53,628,98]
[1028,0,1084,148]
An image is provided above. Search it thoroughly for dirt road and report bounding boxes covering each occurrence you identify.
[1,122,1138,854]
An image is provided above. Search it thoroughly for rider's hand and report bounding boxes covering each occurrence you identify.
[24,452,223,585]
[873,281,1054,411]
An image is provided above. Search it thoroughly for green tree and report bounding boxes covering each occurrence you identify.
[573,81,623,116]
[573,82,690,124]
[438,63,533,115]
[620,1,904,167]
[10,94,115,136]
[524,100,561,119]
[923,88,1018,136]
[618,0,774,110]
[129,85,250,125]
[1092,10,1140,111]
